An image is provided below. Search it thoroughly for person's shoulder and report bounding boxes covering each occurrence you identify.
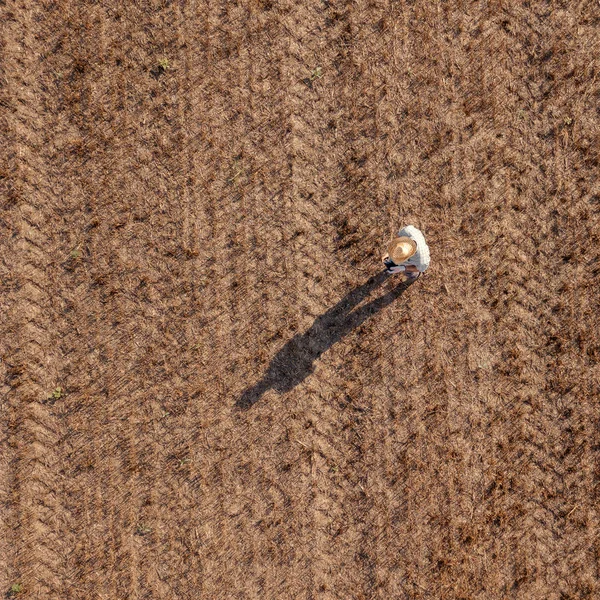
[402,225,426,240]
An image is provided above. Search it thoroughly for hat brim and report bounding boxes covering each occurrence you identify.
[388,237,417,263]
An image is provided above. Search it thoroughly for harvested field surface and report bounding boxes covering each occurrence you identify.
[2,1,600,598]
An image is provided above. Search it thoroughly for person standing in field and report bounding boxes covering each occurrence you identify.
[382,225,430,281]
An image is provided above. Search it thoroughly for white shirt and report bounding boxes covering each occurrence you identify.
[391,225,430,272]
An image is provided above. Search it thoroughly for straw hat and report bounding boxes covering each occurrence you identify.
[387,236,417,264]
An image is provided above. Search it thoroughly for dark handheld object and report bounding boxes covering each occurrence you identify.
[383,257,396,269]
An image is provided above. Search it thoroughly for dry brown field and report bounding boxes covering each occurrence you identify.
[2,1,600,598]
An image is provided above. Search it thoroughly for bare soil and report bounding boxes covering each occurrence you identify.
[1,1,600,598]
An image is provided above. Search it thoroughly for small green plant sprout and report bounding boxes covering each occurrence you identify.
[178,457,191,468]
[135,524,152,536]
[8,583,23,597]
[70,246,81,259]
[51,387,63,400]
[150,57,170,79]
[310,66,323,81]
[302,66,323,88]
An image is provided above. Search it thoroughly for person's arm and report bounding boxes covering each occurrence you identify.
[404,264,419,273]
[387,265,405,274]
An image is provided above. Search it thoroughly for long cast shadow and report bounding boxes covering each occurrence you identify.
[237,270,413,409]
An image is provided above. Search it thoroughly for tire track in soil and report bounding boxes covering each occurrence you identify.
[431,5,495,596]
[0,3,81,598]
[17,4,118,596]
[52,5,143,598]
[414,4,472,597]
[177,3,238,593]
[350,2,424,597]
[366,5,422,596]
[300,2,396,598]
[538,7,600,590]
[270,2,378,597]
[183,2,265,596]
[271,3,332,596]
